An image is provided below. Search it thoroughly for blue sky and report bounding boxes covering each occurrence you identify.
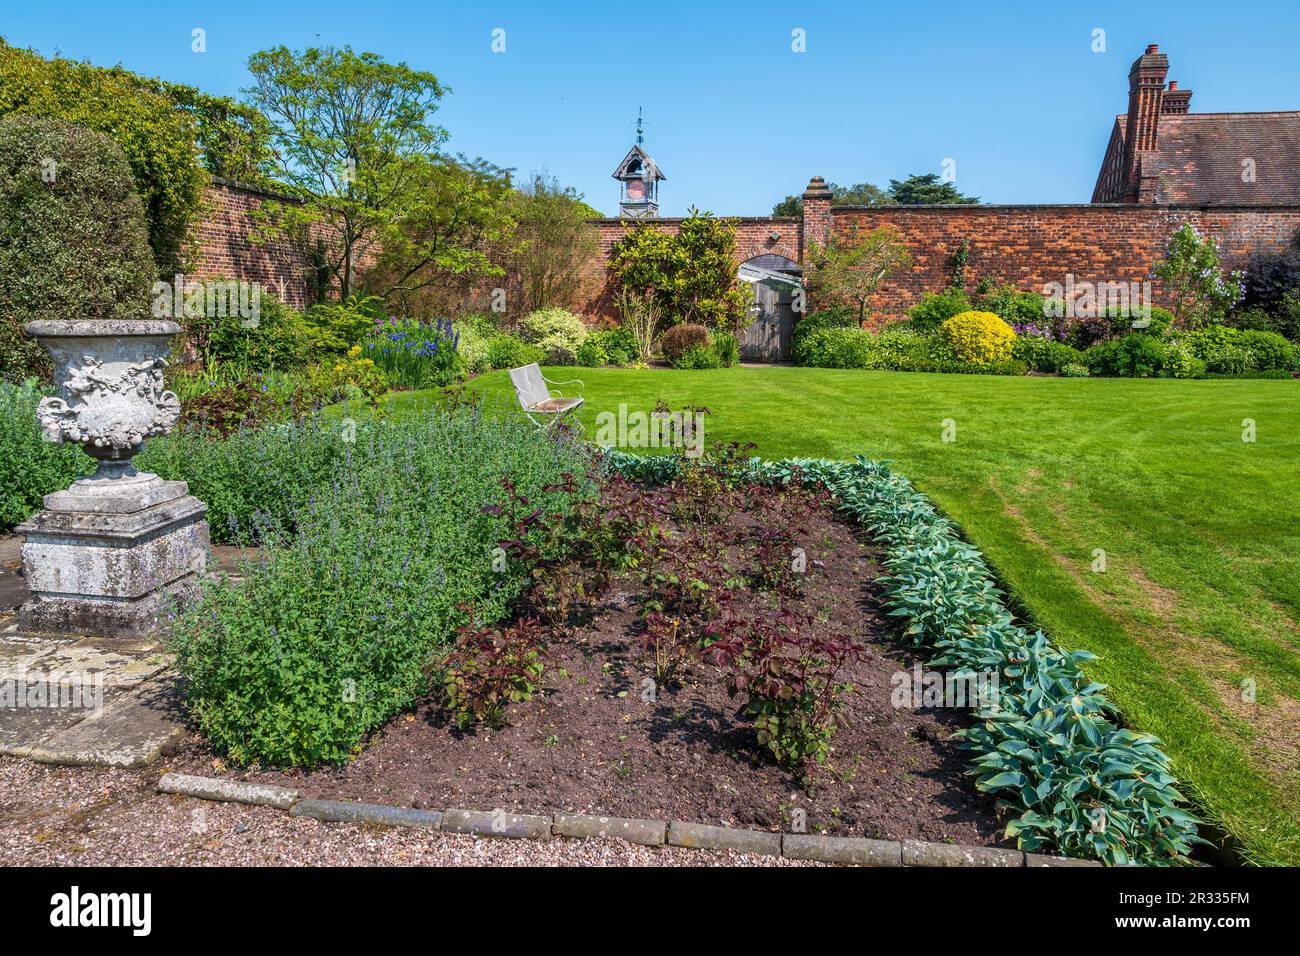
[2,0,1297,215]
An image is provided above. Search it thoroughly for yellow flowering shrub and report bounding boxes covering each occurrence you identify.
[306,346,390,407]
[941,310,1017,364]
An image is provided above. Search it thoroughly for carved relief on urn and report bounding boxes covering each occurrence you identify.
[26,320,183,481]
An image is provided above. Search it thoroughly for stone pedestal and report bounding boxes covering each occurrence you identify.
[17,473,209,638]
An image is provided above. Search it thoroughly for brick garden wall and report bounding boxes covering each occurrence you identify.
[190,177,1300,326]
[829,204,1300,317]
[188,177,315,309]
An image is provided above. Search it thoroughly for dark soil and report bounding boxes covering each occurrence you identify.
[172,500,1011,846]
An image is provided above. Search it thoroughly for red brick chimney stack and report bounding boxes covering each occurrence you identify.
[1162,79,1193,114]
[1122,43,1169,199]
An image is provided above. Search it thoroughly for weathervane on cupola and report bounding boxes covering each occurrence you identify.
[612,107,665,219]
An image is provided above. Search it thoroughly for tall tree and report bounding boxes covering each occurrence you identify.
[509,173,601,313]
[243,45,446,299]
[367,154,517,314]
[887,173,979,205]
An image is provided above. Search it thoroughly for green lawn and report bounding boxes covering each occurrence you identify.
[357,367,1300,864]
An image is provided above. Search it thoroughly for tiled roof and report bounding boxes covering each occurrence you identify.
[1114,111,1300,204]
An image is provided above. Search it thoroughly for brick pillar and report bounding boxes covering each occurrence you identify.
[799,175,833,262]
[1122,44,1168,202]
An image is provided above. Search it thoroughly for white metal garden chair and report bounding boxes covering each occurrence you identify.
[509,363,585,431]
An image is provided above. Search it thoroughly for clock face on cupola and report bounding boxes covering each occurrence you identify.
[612,114,664,220]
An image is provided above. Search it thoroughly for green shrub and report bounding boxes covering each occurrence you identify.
[574,336,608,368]
[0,379,93,529]
[1180,326,1296,374]
[485,333,545,370]
[168,409,586,767]
[1077,326,1295,378]
[0,116,157,382]
[1277,291,1300,343]
[576,327,638,368]
[1234,329,1300,371]
[873,328,938,370]
[598,326,638,365]
[1085,333,1168,378]
[909,288,971,331]
[1061,363,1090,378]
[659,323,711,363]
[791,305,855,356]
[455,321,492,375]
[795,327,877,369]
[673,344,724,369]
[519,307,588,364]
[1011,336,1085,374]
[1158,340,1206,380]
[191,290,313,373]
[302,295,384,355]
[974,285,1046,327]
[0,40,208,267]
[1227,307,1282,334]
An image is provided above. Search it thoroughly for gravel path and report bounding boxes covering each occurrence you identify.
[0,758,821,867]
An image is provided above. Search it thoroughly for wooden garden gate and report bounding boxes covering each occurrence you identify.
[737,257,800,363]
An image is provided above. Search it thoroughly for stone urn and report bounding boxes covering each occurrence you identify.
[17,320,210,637]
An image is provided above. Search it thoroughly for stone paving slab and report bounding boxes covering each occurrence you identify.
[667,820,783,856]
[0,636,58,673]
[27,675,185,768]
[24,642,170,688]
[0,700,103,757]
[292,799,445,829]
[553,812,666,846]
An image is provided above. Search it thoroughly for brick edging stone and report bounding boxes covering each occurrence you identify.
[156,772,1100,867]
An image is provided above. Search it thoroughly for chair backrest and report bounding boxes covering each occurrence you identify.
[509,363,549,408]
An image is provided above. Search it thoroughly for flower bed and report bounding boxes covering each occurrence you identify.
[172,456,1007,848]
[609,450,1205,865]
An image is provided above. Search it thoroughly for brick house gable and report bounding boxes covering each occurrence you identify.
[1092,45,1300,205]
